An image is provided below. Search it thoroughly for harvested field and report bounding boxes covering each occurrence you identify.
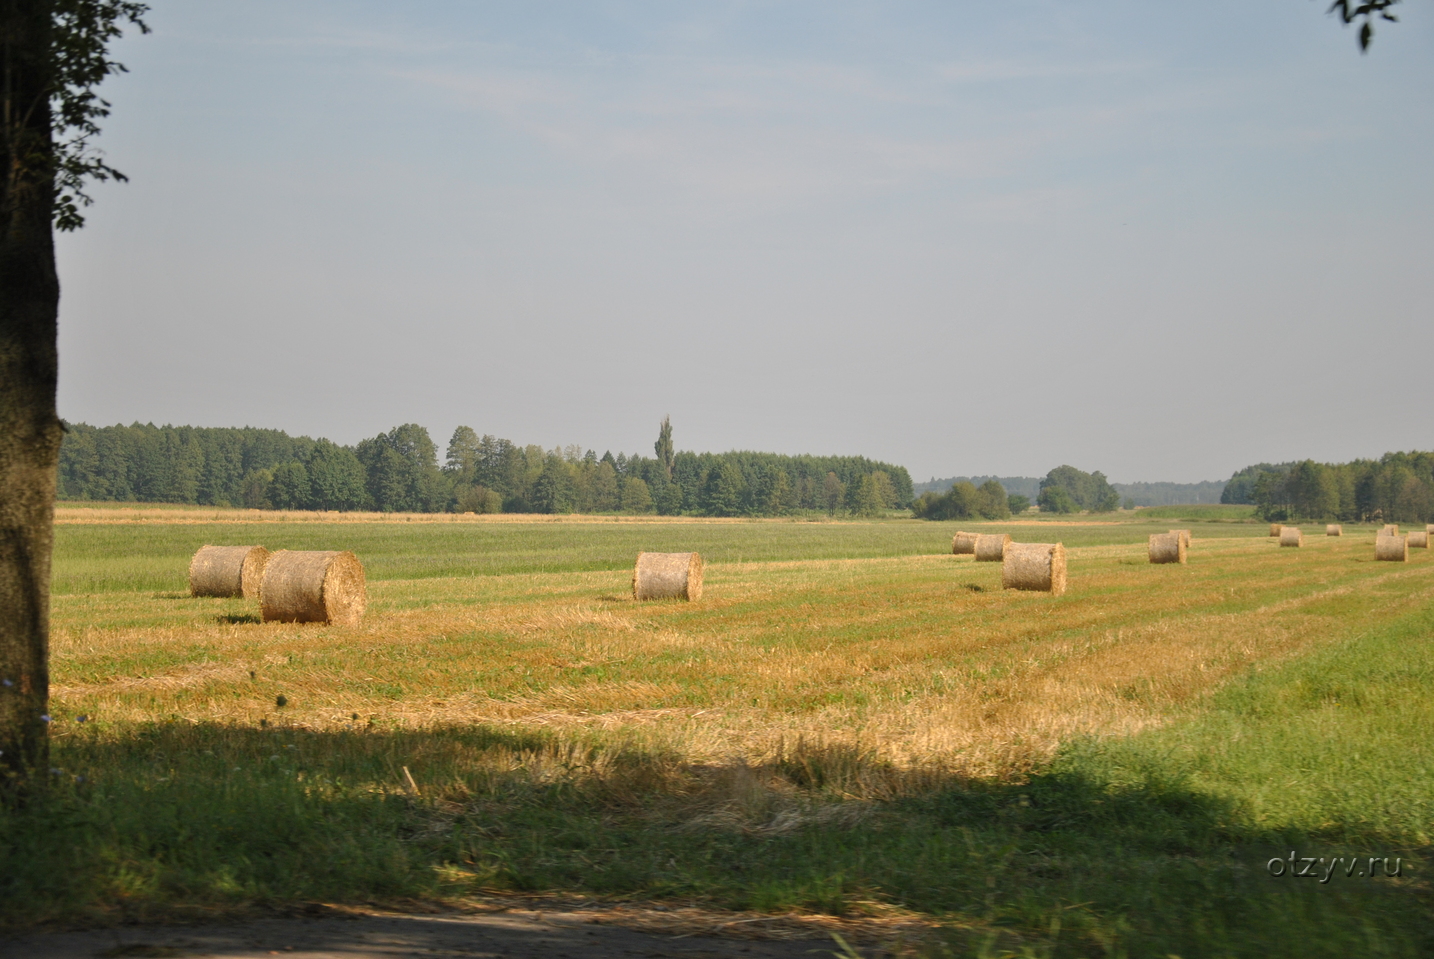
[14,507,1433,957]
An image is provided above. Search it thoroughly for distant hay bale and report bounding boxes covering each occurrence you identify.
[1383,524,1399,536]
[1326,524,1342,536]
[951,531,979,555]
[633,551,704,601]
[1173,529,1191,549]
[1375,533,1408,562]
[974,533,1011,562]
[189,545,269,599]
[1001,543,1066,595]
[1409,531,1430,549]
[260,550,366,626]
[1148,532,1186,564]
[1269,524,1282,537]
[1426,524,1434,535]
[1279,527,1303,547]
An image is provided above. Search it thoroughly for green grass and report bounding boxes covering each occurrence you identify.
[51,514,1270,595]
[1131,504,1260,522]
[6,510,1433,956]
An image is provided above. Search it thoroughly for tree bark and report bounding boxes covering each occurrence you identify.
[0,0,60,788]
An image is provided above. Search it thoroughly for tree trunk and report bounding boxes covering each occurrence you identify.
[0,0,60,789]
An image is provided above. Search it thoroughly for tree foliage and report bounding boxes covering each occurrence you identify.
[1225,452,1434,523]
[911,479,1011,521]
[56,420,914,518]
[1328,0,1400,52]
[1038,465,1121,513]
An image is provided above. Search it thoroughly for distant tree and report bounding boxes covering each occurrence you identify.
[767,469,797,515]
[822,472,846,516]
[704,462,748,517]
[267,461,310,510]
[239,469,273,509]
[975,480,1011,519]
[870,471,897,510]
[589,461,619,512]
[444,426,482,484]
[356,424,448,512]
[853,474,884,517]
[1039,465,1119,513]
[455,484,502,514]
[306,440,366,511]
[1008,494,1031,515]
[654,416,675,482]
[530,455,575,514]
[1038,485,1078,514]
[619,476,655,514]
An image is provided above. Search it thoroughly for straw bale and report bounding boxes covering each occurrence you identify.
[1427,524,1434,535]
[1173,529,1191,549]
[1269,523,1282,537]
[1326,524,1342,536]
[1409,531,1430,549]
[259,550,366,626]
[633,551,704,601]
[951,531,979,555]
[1279,526,1303,547]
[1383,524,1399,536]
[189,545,269,599]
[1375,534,1408,563]
[1148,532,1186,564]
[973,533,1011,562]
[1001,542,1066,595]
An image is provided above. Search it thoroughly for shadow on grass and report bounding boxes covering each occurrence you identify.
[2,723,1430,958]
[215,614,261,625]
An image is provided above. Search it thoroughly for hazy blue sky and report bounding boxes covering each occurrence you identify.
[56,1,1433,483]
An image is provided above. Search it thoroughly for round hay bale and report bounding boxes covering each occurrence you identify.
[1326,524,1342,536]
[1375,534,1408,562]
[973,533,1011,562]
[1409,531,1430,549]
[1426,524,1434,535]
[1001,542,1066,595]
[259,550,366,625]
[1383,524,1399,536]
[1269,523,1282,537]
[633,551,703,601]
[951,531,979,555]
[189,545,269,599]
[1279,527,1303,548]
[1172,529,1191,550]
[1148,532,1186,564]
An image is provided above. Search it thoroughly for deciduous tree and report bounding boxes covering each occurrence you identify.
[1,0,147,786]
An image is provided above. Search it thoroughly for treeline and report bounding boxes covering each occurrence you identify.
[57,421,913,517]
[912,464,1121,521]
[1220,452,1434,523]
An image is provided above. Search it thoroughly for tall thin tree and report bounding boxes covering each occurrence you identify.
[654,415,674,482]
[0,0,147,789]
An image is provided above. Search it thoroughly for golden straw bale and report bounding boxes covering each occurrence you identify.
[259,550,366,626]
[1279,527,1303,548]
[1269,523,1282,537]
[1326,524,1342,536]
[633,552,704,601]
[1172,529,1191,549]
[951,531,979,555]
[1409,531,1430,549]
[1001,542,1066,595]
[973,533,1011,562]
[189,545,269,599]
[1383,524,1399,536]
[1426,524,1434,535]
[1148,532,1186,564]
[1375,533,1408,563]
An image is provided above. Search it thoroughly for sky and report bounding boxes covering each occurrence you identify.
[55,1,1434,484]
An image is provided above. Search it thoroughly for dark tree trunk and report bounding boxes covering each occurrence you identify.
[0,0,60,789]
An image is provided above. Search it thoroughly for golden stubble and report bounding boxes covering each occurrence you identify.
[49,535,1434,784]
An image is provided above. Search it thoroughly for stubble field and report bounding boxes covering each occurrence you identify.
[6,505,1434,957]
